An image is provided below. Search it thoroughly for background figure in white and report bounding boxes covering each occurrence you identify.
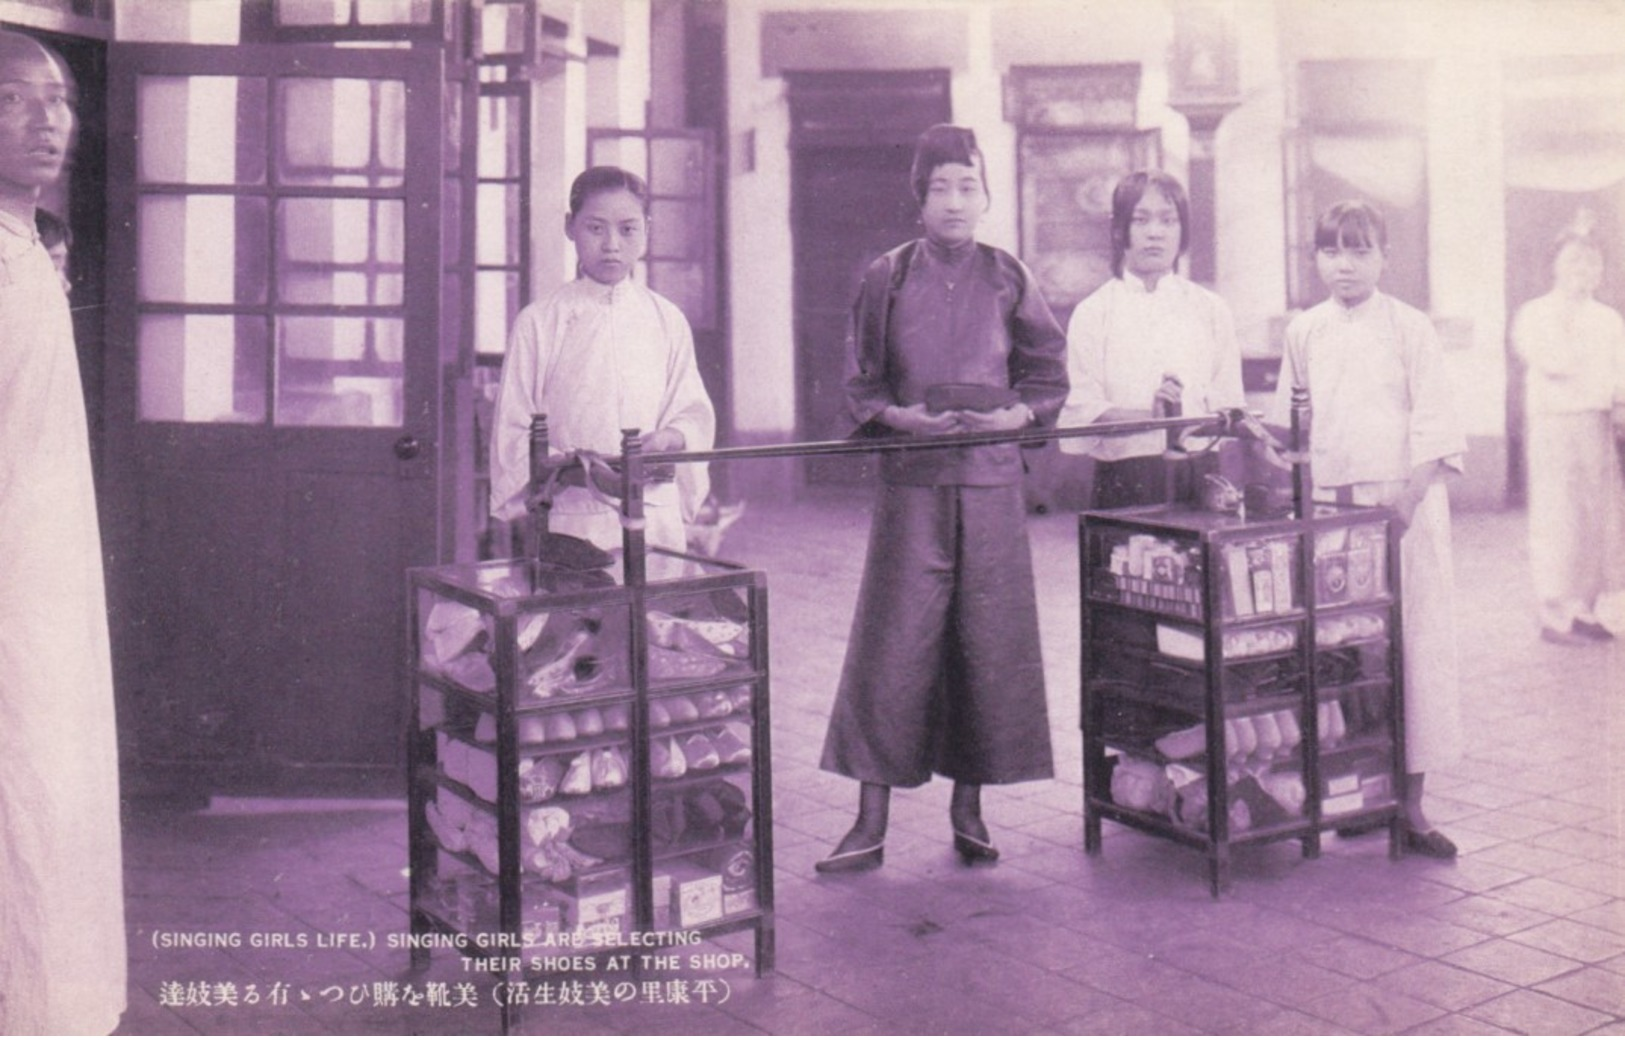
[0,31,128,1034]
[1512,229,1625,643]
[490,167,715,576]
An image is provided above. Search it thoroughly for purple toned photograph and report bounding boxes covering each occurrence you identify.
[2,0,1623,1034]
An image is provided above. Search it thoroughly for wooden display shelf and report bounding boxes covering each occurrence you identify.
[1081,500,1409,897]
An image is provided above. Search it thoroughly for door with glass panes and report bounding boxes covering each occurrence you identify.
[104,45,442,786]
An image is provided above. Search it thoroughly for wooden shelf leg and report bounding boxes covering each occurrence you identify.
[1084,809,1102,855]
[1209,849,1230,898]
[756,921,775,975]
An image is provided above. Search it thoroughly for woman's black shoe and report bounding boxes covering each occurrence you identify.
[1404,828,1458,859]
[952,828,1000,865]
[1574,619,1616,641]
[814,841,883,874]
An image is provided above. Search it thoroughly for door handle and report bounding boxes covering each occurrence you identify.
[394,434,422,460]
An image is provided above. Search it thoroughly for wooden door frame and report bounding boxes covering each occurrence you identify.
[102,42,446,794]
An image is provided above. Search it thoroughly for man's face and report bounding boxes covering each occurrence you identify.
[0,42,74,200]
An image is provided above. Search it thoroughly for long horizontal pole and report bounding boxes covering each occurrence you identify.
[638,413,1231,467]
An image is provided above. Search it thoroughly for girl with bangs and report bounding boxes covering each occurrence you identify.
[1059,169,1246,507]
[1270,200,1466,859]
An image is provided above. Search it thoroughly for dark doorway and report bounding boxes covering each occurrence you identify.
[787,70,950,486]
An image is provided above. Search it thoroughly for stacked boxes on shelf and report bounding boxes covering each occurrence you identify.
[1080,505,1405,896]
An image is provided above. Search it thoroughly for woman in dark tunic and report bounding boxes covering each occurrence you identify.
[816,125,1069,872]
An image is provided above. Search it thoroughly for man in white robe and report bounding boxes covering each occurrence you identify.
[0,31,127,1034]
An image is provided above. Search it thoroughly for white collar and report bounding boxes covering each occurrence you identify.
[1331,290,1382,321]
[1122,271,1178,295]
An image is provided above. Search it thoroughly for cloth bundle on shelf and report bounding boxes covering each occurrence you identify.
[566,778,752,860]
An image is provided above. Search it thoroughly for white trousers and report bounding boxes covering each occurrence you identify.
[1526,411,1625,632]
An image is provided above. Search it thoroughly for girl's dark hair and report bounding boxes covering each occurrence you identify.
[909,124,989,205]
[568,166,650,217]
[1110,170,1189,277]
[1313,200,1388,252]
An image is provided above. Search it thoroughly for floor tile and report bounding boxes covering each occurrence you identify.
[1226,1007,1349,1035]
[1372,958,1517,1011]
[1423,892,1556,937]
[1342,911,1491,958]
[1444,938,1586,986]
[1050,995,1207,1036]
[1196,948,1357,1004]
[1400,1012,1518,1035]
[1298,933,1424,981]
[1491,876,1615,917]
[1469,988,1615,1035]
[1297,980,1449,1033]
[1513,917,1625,964]
[1538,965,1625,1017]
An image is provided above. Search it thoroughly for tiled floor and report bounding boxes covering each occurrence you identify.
[115,495,1625,1035]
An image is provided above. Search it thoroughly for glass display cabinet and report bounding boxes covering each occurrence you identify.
[405,422,772,1033]
[1079,502,1405,896]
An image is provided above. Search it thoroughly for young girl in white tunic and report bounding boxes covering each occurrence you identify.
[489,167,716,566]
[1512,231,1625,643]
[1059,170,1246,507]
[1270,200,1467,859]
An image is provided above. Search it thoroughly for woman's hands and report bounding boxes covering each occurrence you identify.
[880,403,967,435]
[880,402,1033,435]
[956,402,1034,433]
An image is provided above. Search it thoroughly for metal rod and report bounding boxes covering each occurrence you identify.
[528,413,550,556]
[1289,388,1311,520]
[637,413,1229,467]
[620,428,647,587]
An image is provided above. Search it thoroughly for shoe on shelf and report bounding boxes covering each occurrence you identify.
[1404,827,1458,860]
[814,840,883,874]
[1573,619,1616,641]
